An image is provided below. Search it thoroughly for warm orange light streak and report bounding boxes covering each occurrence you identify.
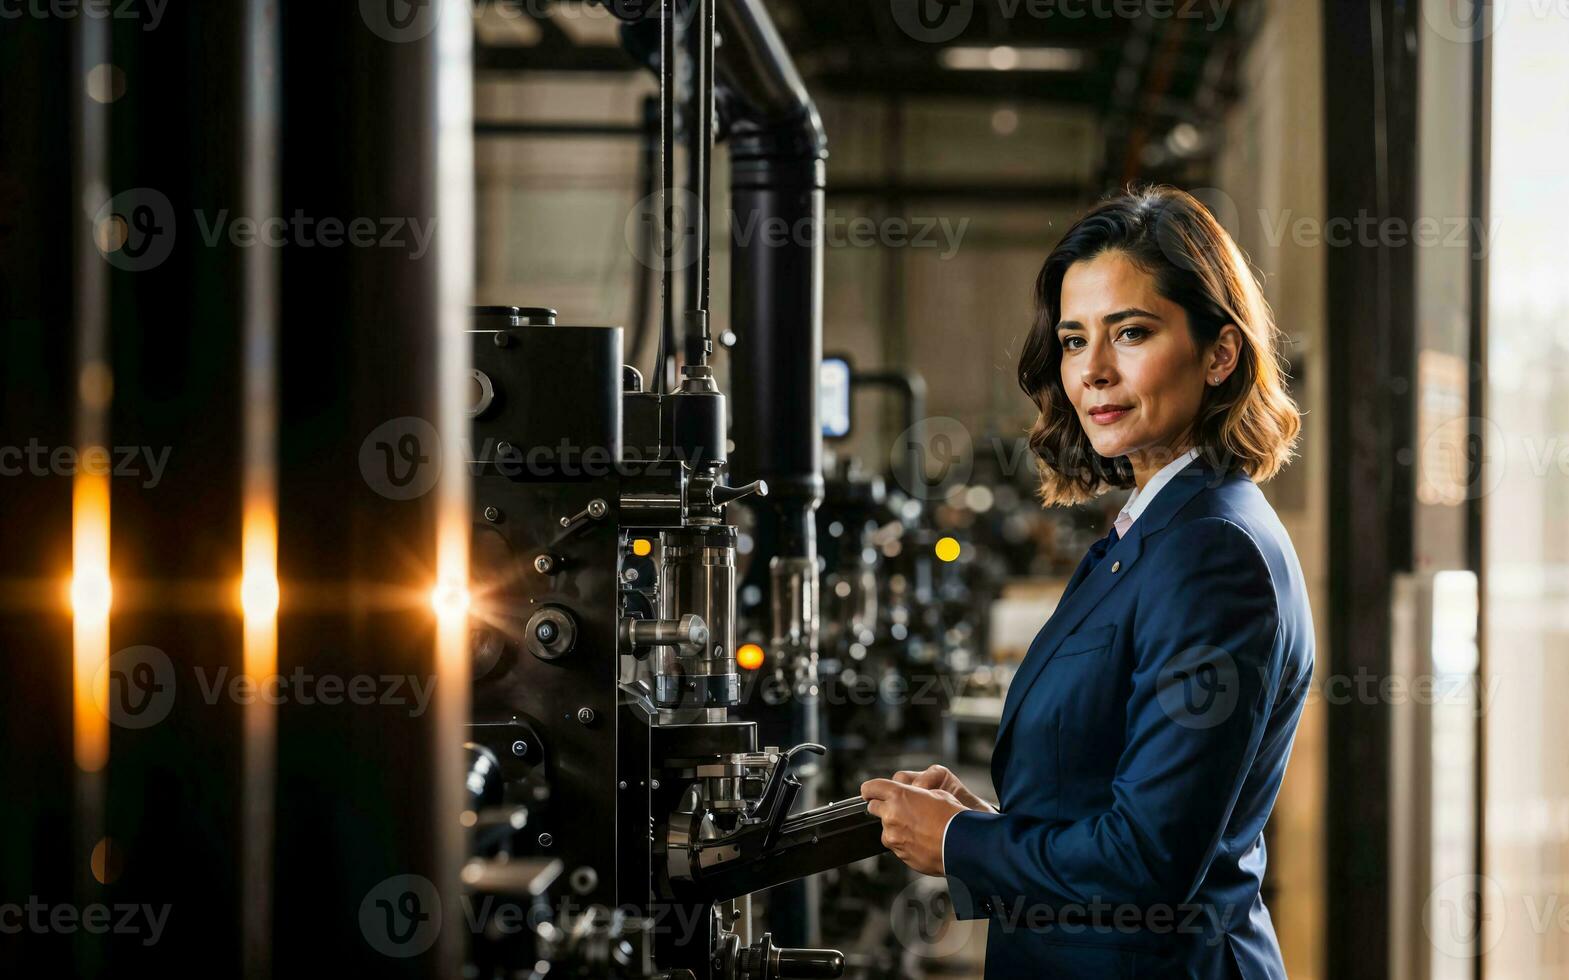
[431,578,471,620]
[241,507,279,679]
[239,503,278,980]
[434,5,476,964]
[72,469,111,773]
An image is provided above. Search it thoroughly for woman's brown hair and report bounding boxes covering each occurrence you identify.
[1017,185,1301,506]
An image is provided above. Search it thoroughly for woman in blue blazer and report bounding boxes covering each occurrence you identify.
[863,186,1313,979]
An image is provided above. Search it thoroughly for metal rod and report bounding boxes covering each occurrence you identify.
[473,120,645,138]
[657,0,677,393]
[682,0,715,367]
[240,2,281,976]
[630,96,660,371]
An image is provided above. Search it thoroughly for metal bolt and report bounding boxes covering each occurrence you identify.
[493,332,511,348]
[497,441,513,457]
[587,498,608,519]
[618,780,628,790]
[650,779,661,790]
[576,707,595,725]
[538,833,553,848]
[534,554,555,575]
[511,740,528,757]
[536,620,558,643]
[483,506,500,523]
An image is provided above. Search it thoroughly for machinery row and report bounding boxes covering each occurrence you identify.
[456,4,1044,976]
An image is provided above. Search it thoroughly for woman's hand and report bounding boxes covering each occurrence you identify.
[891,764,997,814]
[860,778,967,877]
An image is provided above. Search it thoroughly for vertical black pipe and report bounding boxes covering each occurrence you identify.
[725,122,826,559]
[1324,0,1419,975]
[658,0,678,392]
[718,0,830,947]
[1466,12,1491,980]
[270,5,459,978]
[721,0,828,552]
[682,0,715,367]
[90,6,250,979]
[0,13,84,977]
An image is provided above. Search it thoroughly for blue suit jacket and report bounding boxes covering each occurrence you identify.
[945,456,1314,979]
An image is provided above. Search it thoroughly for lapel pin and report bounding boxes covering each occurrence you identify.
[1111,561,1121,573]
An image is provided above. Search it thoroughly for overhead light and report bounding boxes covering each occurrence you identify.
[939,45,1086,72]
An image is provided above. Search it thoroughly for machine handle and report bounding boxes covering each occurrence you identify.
[749,741,823,829]
[774,947,844,979]
[712,478,768,506]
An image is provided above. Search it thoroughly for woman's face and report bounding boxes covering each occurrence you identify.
[1056,250,1235,479]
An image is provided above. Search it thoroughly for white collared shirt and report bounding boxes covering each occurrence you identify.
[1113,446,1201,539]
[939,446,1201,876]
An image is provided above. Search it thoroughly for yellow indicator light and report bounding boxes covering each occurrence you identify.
[934,536,961,562]
[736,643,766,670]
[632,538,653,557]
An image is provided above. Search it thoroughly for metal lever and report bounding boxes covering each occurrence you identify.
[712,479,768,507]
[750,742,823,848]
[750,743,823,818]
[558,497,609,532]
[666,795,887,903]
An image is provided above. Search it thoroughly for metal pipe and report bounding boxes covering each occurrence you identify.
[658,0,678,392]
[850,370,928,505]
[710,0,830,947]
[682,0,716,367]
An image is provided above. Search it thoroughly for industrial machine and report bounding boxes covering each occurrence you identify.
[457,3,888,977]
